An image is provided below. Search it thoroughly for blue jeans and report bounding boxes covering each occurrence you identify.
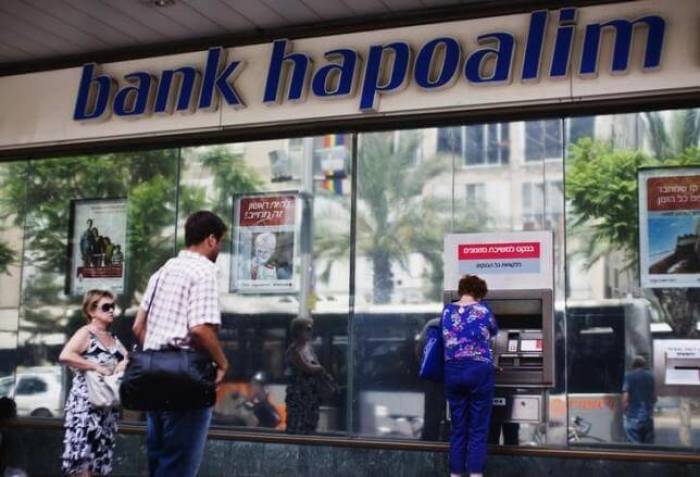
[624,416,654,444]
[444,360,495,474]
[146,407,213,477]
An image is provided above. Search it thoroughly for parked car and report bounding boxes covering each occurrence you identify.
[9,367,64,418]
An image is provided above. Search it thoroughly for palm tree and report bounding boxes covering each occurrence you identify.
[315,130,486,304]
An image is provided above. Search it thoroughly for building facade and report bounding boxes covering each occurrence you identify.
[0,0,699,475]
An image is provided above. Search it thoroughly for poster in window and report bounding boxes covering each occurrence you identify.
[67,198,127,295]
[231,193,299,293]
[639,168,700,288]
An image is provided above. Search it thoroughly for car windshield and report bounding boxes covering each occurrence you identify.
[0,376,14,397]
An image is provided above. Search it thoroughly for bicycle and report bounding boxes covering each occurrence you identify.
[568,415,606,443]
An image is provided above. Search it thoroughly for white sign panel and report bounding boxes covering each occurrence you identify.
[443,231,553,291]
[653,339,700,396]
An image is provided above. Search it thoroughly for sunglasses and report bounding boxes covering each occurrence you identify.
[97,303,116,313]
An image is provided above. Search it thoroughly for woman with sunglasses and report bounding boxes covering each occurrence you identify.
[59,289,127,477]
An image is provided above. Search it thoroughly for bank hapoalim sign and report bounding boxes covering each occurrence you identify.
[72,7,665,121]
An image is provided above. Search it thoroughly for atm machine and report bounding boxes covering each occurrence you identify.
[443,232,556,436]
[442,289,555,426]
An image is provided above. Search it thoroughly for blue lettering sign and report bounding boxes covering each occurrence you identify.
[154,66,200,114]
[465,33,515,84]
[73,63,116,121]
[311,49,359,98]
[113,72,154,117]
[521,11,547,81]
[414,37,461,89]
[550,8,577,78]
[71,8,668,122]
[359,42,411,112]
[580,15,665,75]
[199,47,245,109]
[263,39,313,104]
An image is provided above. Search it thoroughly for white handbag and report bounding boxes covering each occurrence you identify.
[85,370,122,408]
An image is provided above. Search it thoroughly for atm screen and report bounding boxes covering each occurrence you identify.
[520,339,543,352]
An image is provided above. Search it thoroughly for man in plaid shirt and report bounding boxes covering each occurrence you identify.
[133,211,229,477]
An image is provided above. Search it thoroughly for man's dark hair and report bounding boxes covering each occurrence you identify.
[632,355,648,369]
[457,274,488,300]
[185,211,227,246]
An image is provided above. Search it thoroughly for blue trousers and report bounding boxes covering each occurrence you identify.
[624,416,654,444]
[146,407,213,477]
[444,360,495,474]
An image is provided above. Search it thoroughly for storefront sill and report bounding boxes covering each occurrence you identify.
[5,418,700,464]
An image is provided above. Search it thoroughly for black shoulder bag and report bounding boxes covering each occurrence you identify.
[120,275,217,411]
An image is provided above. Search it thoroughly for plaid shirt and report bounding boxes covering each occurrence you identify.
[141,250,221,351]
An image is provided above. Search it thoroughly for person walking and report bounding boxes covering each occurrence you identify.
[59,289,127,477]
[622,355,656,444]
[442,274,498,477]
[132,211,229,477]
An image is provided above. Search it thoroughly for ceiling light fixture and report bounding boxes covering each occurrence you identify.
[153,0,176,7]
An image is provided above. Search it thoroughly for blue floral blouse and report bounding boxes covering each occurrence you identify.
[441,302,498,363]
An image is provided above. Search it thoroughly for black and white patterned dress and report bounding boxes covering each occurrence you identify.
[61,333,125,476]
[284,344,321,435]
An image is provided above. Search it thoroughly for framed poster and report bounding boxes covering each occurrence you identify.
[67,198,127,296]
[639,167,700,288]
[231,192,300,293]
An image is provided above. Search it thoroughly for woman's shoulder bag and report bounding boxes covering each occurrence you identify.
[418,322,444,382]
[86,369,121,408]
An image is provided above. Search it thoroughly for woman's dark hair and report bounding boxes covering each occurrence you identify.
[185,211,227,246]
[457,274,488,300]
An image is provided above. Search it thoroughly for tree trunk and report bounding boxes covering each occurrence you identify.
[372,251,393,304]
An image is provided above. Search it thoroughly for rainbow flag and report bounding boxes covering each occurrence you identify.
[321,134,345,195]
[322,174,343,194]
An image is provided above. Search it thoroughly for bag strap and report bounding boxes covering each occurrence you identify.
[134,272,162,352]
[146,271,162,318]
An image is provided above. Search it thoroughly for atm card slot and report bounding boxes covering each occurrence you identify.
[519,357,543,368]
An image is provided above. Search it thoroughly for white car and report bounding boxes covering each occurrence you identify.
[9,367,65,418]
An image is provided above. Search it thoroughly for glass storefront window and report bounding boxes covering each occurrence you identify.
[0,160,25,402]
[565,109,700,449]
[179,135,352,433]
[4,150,180,418]
[0,108,697,452]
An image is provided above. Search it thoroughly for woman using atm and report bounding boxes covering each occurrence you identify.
[442,274,498,477]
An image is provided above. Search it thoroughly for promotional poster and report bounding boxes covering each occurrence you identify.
[639,168,700,288]
[232,193,298,293]
[68,198,127,295]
